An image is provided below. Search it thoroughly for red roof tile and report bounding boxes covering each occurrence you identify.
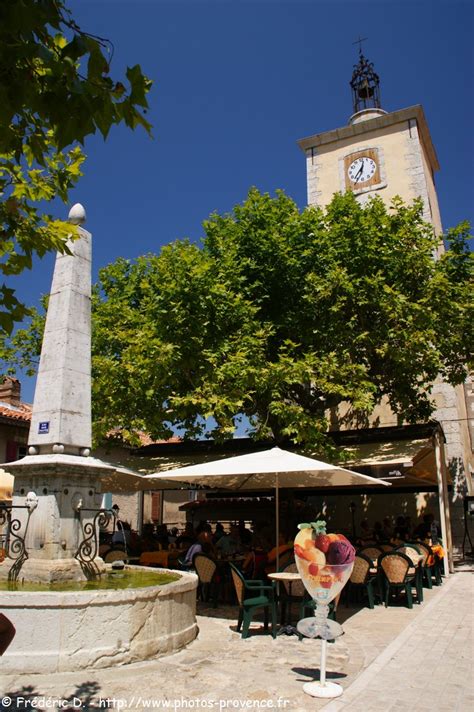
[0,402,32,423]
[106,428,181,447]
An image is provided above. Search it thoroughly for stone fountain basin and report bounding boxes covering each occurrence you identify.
[1,567,198,674]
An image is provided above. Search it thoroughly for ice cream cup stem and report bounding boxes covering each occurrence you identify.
[320,638,327,686]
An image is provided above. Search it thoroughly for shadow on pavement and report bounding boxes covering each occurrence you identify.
[292,667,347,682]
[1,682,106,711]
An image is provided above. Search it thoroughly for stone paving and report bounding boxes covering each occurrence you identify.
[1,569,472,712]
[324,569,474,712]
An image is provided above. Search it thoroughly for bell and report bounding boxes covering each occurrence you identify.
[358,81,374,100]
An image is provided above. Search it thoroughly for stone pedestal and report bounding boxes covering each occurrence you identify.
[2,454,141,582]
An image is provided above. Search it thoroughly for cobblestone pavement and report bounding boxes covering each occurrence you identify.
[1,570,472,712]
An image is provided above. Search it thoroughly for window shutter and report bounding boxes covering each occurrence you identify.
[5,441,18,462]
[151,492,161,522]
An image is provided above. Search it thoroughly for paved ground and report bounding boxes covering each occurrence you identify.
[1,568,472,712]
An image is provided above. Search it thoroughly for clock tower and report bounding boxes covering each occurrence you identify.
[296,52,474,561]
[298,50,443,236]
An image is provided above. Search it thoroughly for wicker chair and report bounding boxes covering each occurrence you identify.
[229,563,277,638]
[378,551,421,608]
[395,544,424,602]
[358,546,383,562]
[103,548,127,564]
[99,543,111,557]
[193,553,220,606]
[347,553,380,609]
[378,544,394,552]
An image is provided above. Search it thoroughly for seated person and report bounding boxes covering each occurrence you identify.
[413,513,440,542]
[391,515,410,545]
[196,520,212,536]
[212,522,225,543]
[182,531,215,568]
[357,519,376,547]
[372,521,383,543]
[215,525,242,557]
[238,520,253,547]
[264,533,294,575]
[168,527,179,548]
[155,524,169,549]
[111,520,132,549]
[381,516,393,542]
[242,534,269,579]
[176,522,196,549]
[140,522,159,552]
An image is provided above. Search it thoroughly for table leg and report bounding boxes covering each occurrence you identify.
[277,581,299,636]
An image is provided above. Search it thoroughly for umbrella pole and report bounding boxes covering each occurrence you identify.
[276,473,279,572]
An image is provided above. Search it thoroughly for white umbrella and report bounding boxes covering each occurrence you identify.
[145,446,390,568]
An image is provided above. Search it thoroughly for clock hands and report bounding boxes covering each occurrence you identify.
[348,156,376,185]
[354,162,364,183]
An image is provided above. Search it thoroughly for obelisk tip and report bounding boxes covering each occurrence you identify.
[68,203,86,225]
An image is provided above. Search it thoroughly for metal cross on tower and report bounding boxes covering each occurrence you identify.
[352,36,368,55]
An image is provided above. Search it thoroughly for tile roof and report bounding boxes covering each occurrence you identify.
[0,401,32,423]
[107,428,181,447]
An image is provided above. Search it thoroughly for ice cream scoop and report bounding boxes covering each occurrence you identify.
[326,539,356,565]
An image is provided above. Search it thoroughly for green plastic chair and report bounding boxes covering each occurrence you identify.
[229,563,277,639]
[378,551,421,608]
[412,541,442,587]
[395,544,424,603]
[347,553,380,609]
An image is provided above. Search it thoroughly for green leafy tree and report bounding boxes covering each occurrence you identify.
[0,0,151,333]
[2,190,472,455]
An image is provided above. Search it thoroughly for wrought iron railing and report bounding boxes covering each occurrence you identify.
[0,494,38,582]
[75,507,117,579]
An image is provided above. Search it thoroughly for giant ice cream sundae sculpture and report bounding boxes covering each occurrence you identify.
[294,520,355,698]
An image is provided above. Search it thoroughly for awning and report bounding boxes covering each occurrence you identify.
[339,436,444,487]
[179,496,274,511]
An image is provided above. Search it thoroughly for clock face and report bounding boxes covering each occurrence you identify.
[347,156,377,184]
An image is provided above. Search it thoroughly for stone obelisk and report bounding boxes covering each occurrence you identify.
[28,203,92,457]
[5,206,108,582]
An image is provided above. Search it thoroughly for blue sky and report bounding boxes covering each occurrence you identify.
[12,0,474,402]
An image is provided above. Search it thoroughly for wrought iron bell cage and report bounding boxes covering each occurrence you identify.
[350,52,381,114]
